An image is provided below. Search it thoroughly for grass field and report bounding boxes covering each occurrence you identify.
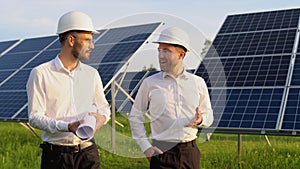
[0,115,299,169]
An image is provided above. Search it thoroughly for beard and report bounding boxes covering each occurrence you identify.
[71,43,90,61]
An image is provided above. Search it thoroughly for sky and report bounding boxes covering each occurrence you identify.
[1,0,300,71]
[1,0,300,42]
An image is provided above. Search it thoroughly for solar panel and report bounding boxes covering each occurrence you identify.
[196,8,300,135]
[0,36,58,121]
[106,71,151,113]
[281,88,300,130]
[85,23,162,89]
[0,40,18,54]
[211,88,283,129]
[205,30,296,58]
[0,22,162,121]
[197,55,291,88]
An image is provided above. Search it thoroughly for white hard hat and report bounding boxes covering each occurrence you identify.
[56,11,99,34]
[153,27,190,52]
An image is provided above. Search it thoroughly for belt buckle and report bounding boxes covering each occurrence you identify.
[73,145,80,153]
[80,141,93,150]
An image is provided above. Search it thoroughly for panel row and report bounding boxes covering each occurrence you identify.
[209,88,283,129]
[206,29,296,57]
[195,55,291,88]
[219,8,300,34]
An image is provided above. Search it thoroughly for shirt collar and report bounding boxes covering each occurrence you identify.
[54,55,82,72]
[161,69,189,80]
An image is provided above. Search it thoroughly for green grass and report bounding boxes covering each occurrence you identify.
[0,115,299,169]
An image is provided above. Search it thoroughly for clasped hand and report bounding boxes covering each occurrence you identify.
[68,112,106,137]
[186,107,203,127]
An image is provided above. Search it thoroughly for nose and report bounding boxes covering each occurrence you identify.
[89,39,95,49]
[158,50,165,59]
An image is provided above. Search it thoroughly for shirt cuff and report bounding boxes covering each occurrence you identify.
[102,113,110,124]
[198,115,207,127]
[56,120,69,132]
[137,139,153,153]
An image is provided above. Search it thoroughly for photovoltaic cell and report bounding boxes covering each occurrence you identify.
[7,36,57,53]
[0,70,14,83]
[282,54,300,130]
[281,87,300,130]
[0,40,18,54]
[218,9,300,34]
[205,30,296,58]
[210,88,283,129]
[96,24,159,44]
[290,55,300,86]
[93,63,126,86]
[0,92,27,119]
[0,69,31,90]
[0,52,39,70]
[87,41,144,65]
[196,55,291,87]
[24,49,60,69]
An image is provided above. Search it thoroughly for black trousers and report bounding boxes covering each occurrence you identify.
[40,143,100,169]
[150,140,201,169]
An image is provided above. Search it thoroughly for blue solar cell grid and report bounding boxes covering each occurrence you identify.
[196,55,291,88]
[219,8,300,34]
[210,88,283,129]
[0,52,39,70]
[8,36,57,53]
[206,30,296,58]
[0,40,18,54]
[196,8,300,134]
[96,24,160,44]
[282,88,300,130]
[0,92,27,119]
[290,55,300,86]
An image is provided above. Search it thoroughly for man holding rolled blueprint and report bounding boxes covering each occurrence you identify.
[26,11,111,169]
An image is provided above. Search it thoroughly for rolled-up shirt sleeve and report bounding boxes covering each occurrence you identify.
[129,81,152,152]
[198,78,214,128]
[94,72,111,124]
[27,68,69,133]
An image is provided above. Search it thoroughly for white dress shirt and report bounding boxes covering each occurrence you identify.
[129,70,213,152]
[26,56,111,146]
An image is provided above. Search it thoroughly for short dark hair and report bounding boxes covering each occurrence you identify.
[170,44,187,52]
[58,30,89,43]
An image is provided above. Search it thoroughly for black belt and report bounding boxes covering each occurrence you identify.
[40,141,94,153]
[152,140,197,152]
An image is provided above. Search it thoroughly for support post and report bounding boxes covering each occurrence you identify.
[19,122,41,139]
[111,80,116,150]
[264,135,272,146]
[238,134,242,163]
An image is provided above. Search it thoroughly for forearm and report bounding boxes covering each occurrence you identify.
[29,112,69,133]
[129,110,152,152]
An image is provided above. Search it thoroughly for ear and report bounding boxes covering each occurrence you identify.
[179,51,186,59]
[67,35,75,47]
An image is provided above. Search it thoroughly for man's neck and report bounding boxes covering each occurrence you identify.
[59,54,79,71]
[167,66,184,78]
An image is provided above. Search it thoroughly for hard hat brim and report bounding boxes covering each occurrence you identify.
[152,41,190,52]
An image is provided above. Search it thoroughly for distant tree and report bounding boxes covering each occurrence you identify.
[201,39,212,57]
[142,64,157,71]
